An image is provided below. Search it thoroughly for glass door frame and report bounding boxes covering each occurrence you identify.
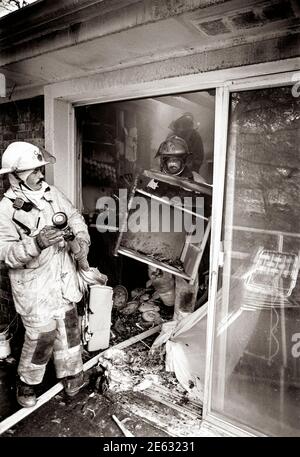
[202,70,300,437]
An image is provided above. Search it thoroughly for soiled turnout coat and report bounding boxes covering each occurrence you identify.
[0,184,90,327]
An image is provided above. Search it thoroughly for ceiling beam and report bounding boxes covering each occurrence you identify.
[157,94,214,111]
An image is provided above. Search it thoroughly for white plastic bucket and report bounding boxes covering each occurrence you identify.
[87,285,113,351]
[0,329,11,359]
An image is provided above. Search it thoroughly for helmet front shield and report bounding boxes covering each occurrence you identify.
[39,147,56,165]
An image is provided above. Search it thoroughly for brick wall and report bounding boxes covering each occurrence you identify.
[0,96,44,325]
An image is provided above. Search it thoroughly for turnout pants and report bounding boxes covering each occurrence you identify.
[18,307,83,385]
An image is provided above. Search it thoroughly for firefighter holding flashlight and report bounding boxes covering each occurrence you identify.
[0,141,90,407]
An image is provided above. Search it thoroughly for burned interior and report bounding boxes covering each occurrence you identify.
[76,90,215,355]
[75,91,215,423]
[78,91,215,288]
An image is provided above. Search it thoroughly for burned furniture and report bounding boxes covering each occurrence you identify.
[114,169,212,285]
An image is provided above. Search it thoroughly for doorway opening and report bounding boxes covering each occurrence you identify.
[75,90,216,417]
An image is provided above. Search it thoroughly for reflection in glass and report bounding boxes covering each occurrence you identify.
[212,86,300,436]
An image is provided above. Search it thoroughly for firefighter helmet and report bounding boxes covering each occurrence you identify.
[169,112,194,132]
[0,141,55,175]
[155,135,190,175]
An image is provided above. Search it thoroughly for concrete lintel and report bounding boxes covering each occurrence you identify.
[1,33,299,105]
[0,0,243,66]
[42,35,300,103]
[0,0,226,46]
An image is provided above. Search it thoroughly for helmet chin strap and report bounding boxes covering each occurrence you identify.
[22,181,36,191]
[12,172,31,190]
[13,171,41,192]
[10,172,47,210]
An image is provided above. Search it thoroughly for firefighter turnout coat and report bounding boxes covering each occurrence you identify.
[0,185,90,327]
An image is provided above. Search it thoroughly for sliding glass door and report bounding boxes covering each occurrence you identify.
[209,84,300,436]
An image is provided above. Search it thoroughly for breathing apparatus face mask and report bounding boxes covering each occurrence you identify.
[157,136,189,176]
[161,156,186,175]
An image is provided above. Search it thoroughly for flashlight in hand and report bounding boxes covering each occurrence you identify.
[52,212,89,271]
[52,212,74,241]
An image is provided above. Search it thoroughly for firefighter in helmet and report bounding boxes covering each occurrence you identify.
[168,112,204,176]
[155,134,193,178]
[0,141,92,407]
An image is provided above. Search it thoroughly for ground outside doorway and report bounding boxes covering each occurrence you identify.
[0,292,208,438]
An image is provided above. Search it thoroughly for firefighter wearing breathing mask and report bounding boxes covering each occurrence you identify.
[155,134,193,178]
[156,113,204,179]
[0,141,90,407]
[168,112,204,176]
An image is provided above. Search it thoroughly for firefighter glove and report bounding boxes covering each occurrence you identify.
[74,237,90,270]
[35,225,64,251]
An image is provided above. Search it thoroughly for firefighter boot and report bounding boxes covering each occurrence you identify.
[62,371,89,397]
[16,377,37,408]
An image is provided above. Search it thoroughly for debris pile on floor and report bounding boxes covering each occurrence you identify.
[95,337,202,409]
[0,277,204,437]
[107,281,205,403]
[111,285,174,344]
[94,340,203,437]
[97,344,165,393]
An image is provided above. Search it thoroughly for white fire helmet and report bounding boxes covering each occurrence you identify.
[0,141,56,175]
